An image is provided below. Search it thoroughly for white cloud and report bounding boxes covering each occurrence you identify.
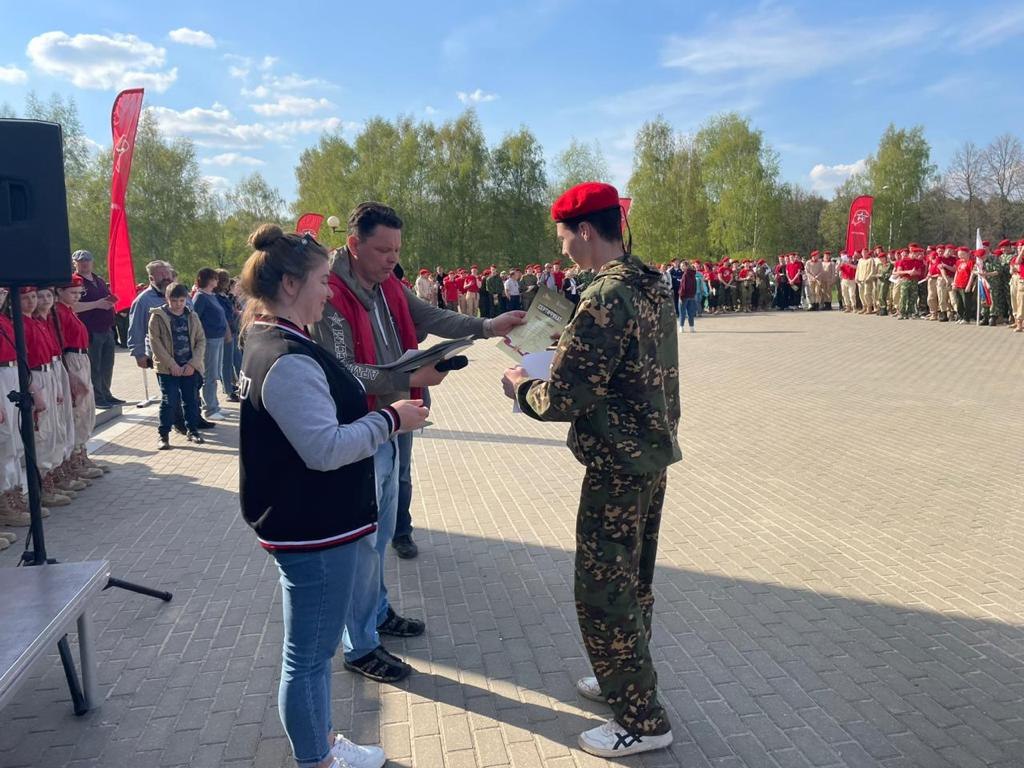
[809,159,867,195]
[148,103,346,148]
[661,7,934,81]
[203,175,231,193]
[241,84,270,99]
[202,152,265,167]
[26,31,177,92]
[456,88,498,105]
[260,56,278,71]
[0,65,28,84]
[424,105,439,116]
[168,28,216,48]
[957,4,1024,48]
[250,95,334,117]
[924,75,970,95]
[599,6,934,119]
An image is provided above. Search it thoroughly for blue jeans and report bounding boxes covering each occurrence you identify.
[222,336,238,394]
[202,337,224,415]
[680,297,699,328]
[273,538,376,767]
[342,438,399,661]
[156,372,200,433]
[395,431,413,540]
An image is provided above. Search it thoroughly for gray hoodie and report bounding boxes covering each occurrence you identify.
[309,248,492,407]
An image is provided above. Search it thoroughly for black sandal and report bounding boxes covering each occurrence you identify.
[377,606,425,637]
[343,646,411,682]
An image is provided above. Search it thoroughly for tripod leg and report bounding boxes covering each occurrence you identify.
[105,576,173,601]
[57,635,88,716]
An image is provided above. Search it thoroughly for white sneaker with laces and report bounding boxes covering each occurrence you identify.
[330,733,385,768]
[578,719,673,757]
[576,676,606,703]
[204,411,226,421]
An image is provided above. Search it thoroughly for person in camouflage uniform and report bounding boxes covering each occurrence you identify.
[502,182,680,759]
[979,251,1009,325]
[519,266,538,310]
[485,267,505,316]
[876,253,893,316]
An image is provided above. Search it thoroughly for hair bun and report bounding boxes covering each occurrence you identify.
[249,223,284,250]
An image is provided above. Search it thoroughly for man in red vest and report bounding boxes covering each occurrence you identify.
[310,202,525,683]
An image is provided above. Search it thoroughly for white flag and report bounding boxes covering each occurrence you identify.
[976,228,983,250]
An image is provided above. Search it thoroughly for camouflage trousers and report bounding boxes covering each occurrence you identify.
[899,280,917,317]
[575,468,669,736]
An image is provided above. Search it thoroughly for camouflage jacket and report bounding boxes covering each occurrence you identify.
[485,274,503,294]
[516,253,682,475]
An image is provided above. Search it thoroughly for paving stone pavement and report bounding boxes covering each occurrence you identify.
[1,310,1023,768]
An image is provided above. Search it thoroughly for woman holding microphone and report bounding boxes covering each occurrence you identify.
[238,224,427,768]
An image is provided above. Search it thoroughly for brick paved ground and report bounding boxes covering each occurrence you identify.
[1,310,1023,768]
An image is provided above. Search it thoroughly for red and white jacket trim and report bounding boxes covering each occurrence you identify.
[257,522,377,552]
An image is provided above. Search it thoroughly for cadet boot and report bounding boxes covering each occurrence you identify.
[0,490,31,526]
[81,453,110,473]
[41,474,72,507]
[939,312,949,322]
[73,450,103,480]
[55,464,87,493]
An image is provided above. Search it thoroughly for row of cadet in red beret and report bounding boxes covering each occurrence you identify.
[0,277,110,538]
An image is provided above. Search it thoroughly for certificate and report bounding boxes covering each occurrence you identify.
[498,287,574,359]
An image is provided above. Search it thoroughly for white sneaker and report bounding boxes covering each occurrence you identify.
[576,676,606,703]
[578,719,673,757]
[689,327,696,333]
[330,734,385,768]
[204,411,226,421]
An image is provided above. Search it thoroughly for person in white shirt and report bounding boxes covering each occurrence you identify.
[504,270,522,311]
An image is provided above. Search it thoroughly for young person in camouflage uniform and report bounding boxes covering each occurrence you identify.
[501,182,680,759]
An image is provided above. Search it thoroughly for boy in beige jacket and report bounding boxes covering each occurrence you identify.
[148,282,206,449]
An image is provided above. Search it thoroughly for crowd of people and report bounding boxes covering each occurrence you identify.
[652,239,1024,330]
[410,261,591,316]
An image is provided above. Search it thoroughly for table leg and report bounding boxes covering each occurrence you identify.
[77,609,97,709]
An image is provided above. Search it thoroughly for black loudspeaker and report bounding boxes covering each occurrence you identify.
[0,119,72,285]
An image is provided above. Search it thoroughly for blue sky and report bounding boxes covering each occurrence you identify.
[2,0,1022,207]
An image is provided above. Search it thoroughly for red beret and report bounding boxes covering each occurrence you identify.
[550,182,620,222]
[971,249,985,257]
[957,246,969,252]
[59,274,85,288]
[823,251,832,255]
[757,259,766,265]
[982,240,990,247]
[19,286,36,294]
[994,248,1005,256]
[810,250,819,257]
[471,264,478,269]
[998,239,1010,247]
[418,269,429,275]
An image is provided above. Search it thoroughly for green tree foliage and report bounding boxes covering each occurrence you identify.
[867,124,935,248]
[549,138,609,194]
[627,118,712,263]
[778,183,828,254]
[295,110,553,271]
[487,127,549,266]
[695,114,782,260]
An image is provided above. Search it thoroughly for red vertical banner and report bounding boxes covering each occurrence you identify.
[845,195,873,255]
[107,88,144,312]
[295,212,324,237]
